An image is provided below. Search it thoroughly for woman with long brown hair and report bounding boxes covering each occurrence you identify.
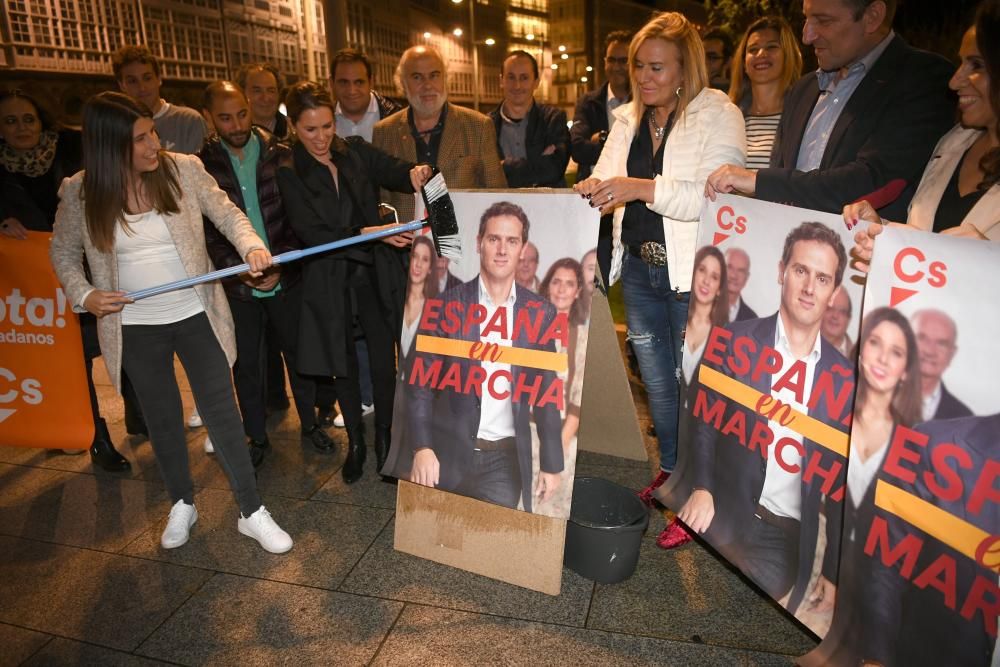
[808,307,921,665]
[649,245,729,548]
[50,92,293,553]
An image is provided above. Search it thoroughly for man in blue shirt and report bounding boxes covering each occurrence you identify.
[198,81,335,465]
[704,0,954,222]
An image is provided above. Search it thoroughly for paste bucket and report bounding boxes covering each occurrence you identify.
[564,476,649,584]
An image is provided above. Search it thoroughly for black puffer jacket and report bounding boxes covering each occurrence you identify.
[198,126,302,300]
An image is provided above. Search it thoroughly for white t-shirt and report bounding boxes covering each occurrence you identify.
[476,278,516,441]
[116,210,204,325]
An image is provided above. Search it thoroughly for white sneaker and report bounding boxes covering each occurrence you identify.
[161,500,197,549]
[238,506,293,554]
[187,408,203,429]
[203,435,214,453]
[332,403,373,428]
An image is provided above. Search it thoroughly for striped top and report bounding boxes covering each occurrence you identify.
[744,113,782,170]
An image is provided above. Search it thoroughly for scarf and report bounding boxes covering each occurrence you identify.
[0,130,58,177]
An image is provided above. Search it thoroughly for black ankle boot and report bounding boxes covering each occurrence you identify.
[374,424,393,482]
[342,425,366,484]
[90,418,131,472]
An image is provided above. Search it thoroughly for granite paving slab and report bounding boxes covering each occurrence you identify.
[587,538,817,655]
[0,536,211,652]
[21,638,175,666]
[136,573,403,666]
[341,519,594,627]
[0,622,51,667]
[372,604,751,666]
[310,453,399,509]
[123,487,392,590]
[0,463,168,552]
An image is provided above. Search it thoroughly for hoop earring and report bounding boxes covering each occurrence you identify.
[675,86,683,97]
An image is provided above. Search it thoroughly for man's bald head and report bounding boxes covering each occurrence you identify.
[912,309,959,387]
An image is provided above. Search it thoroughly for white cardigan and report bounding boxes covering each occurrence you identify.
[591,87,746,291]
[907,125,1000,240]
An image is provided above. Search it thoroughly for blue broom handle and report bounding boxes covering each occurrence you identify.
[125,219,425,301]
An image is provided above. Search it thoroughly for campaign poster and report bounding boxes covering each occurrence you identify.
[0,232,93,449]
[802,228,1000,666]
[382,191,600,521]
[658,194,865,635]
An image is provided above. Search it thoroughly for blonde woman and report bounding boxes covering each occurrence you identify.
[574,11,746,549]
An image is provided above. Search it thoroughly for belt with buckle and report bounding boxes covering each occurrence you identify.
[753,504,800,532]
[628,241,668,267]
[474,437,516,452]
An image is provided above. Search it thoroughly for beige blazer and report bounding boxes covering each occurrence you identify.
[371,102,507,222]
[49,152,265,393]
[908,125,1000,240]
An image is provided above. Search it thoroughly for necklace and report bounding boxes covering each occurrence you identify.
[648,109,669,141]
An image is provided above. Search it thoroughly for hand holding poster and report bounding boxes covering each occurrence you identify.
[659,195,866,634]
[381,192,600,520]
[0,232,93,449]
[803,227,1000,667]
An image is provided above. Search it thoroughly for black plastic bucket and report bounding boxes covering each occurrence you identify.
[564,476,649,584]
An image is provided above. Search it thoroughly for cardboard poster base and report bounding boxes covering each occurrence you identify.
[575,290,647,460]
[395,481,566,595]
[393,290,648,595]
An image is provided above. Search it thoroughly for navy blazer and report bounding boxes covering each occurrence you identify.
[685,313,852,612]
[488,101,570,188]
[865,414,999,667]
[934,383,974,421]
[734,298,758,323]
[757,35,954,222]
[407,277,564,512]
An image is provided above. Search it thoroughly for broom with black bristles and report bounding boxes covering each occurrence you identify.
[124,171,460,301]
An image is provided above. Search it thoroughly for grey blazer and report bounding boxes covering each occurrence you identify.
[49,152,265,392]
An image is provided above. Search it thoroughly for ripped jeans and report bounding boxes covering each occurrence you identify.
[622,252,690,472]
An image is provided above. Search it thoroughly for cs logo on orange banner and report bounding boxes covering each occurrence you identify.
[0,232,93,449]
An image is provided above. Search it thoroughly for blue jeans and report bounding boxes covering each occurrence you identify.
[622,252,690,472]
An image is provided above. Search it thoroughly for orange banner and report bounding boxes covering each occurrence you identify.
[0,232,93,449]
[698,364,850,458]
[415,334,568,372]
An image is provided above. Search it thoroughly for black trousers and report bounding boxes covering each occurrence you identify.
[337,279,396,431]
[227,285,316,440]
[121,313,261,516]
[729,510,801,602]
[451,446,522,509]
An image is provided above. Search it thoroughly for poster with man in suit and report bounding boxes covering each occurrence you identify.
[802,228,1000,667]
[383,192,599,521]
[659,194,866,635]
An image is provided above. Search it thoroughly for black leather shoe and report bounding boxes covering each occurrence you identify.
[374,424,391,480]
[303,424,335,452]
[248,437,271,469]
[341,425,366,484]
[90,418,131,472]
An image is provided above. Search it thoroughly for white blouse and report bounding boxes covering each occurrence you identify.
[116,209,204,326]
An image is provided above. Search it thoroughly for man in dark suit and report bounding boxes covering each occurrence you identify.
[199,81,334,465]
[725,247,758,322]
[489,50,569,188]
[570,30,631,286]
[912,309,973,422]
[676,222,851,614]
[863,414,999,667]
[408,201,564,513]
[704,0,954,222]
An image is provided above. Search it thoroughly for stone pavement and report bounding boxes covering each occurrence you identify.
[0,359,816,666]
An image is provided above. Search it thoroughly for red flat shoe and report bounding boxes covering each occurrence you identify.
[657,519,693,550]
[638,470,670,508]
